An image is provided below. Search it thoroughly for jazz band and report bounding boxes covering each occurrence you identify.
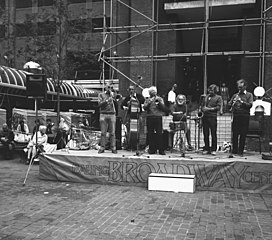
[98,80,255,156]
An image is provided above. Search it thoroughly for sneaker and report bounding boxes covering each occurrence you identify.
[202,150,209,154]
[98,149,105,154]
[211,151,216,156]
[112,150,117,154]
[159,151,166,155]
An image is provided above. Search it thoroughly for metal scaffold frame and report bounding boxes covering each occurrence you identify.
[98,0,272,93]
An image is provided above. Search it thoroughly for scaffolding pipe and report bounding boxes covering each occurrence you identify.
[102,0,106,91]
[106,50,272,62]
[151,0,155,85]
[203,0,209,94]
[100,22,269,35]
[99,24,157,55]
[261,0,267,86]
[96,16,272,30]
[117,0,157,24]
[100,58,144,90]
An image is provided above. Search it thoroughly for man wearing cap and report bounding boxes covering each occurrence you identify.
[143,86,167,155]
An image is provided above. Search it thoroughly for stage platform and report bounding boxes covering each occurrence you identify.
[39,149,272,193]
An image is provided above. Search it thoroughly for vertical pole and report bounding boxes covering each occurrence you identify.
[35,98,38,153]
[102,0,106,91]
[261,0,267,86]
[151,0,155,85]
[203,0,209,95]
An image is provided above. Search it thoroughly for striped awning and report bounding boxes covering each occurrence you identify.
[0,65,99,100]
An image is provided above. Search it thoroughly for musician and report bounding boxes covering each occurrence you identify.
[201,84,222,155]
[98,84,118,154]
[121,85,145,150]
[170,94,193,154]
[228,79,253,156]
[143,86,166,155]
[121,85,145,115]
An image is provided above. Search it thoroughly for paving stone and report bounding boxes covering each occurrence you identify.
[1,159,272,240]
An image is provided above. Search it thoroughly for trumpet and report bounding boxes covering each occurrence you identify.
[197,111,204,119]
[230,95,241,112]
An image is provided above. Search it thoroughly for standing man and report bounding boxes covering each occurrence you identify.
[121,85,145,150]
[98,84,118,154]
[228,79,253,156]
[167,84,177,108]
[201,84,222,155]
[143,86,167,155]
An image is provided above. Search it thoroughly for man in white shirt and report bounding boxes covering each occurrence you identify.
[168,84,177,106]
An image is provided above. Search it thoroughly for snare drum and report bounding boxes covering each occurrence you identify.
[170,121,185,131]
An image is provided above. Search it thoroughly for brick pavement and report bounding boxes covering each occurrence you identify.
[0,158,272,240]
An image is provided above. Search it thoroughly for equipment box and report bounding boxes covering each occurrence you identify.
[148,173,195,193]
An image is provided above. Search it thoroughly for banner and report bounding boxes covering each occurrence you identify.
[39,153,272,193]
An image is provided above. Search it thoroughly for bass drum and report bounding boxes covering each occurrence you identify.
[142,88,150,99]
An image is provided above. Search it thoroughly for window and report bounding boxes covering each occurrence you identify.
[0,25,5,38]
[92,17,110,32]
[69,18,92,34]
[15,23,34,37]
[16,0,32,9]
[68,0,86,3]
[38,0,54,7]
[37,21,56,35]
[0,0,5,9]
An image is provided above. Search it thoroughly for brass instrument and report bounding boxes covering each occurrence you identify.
[230,95,241,112]
[197,111,204,119]
[197,94,206,119]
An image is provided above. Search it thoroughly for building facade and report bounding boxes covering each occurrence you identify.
[1,0,272,144]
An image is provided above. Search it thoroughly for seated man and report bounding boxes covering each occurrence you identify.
[0,123,15,159]
[170,94,193,155]
[26,125,48,164]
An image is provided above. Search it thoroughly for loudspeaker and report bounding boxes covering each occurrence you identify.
[26,74,47,99]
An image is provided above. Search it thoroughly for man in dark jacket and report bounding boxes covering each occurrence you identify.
[201,84,222,155]
[0,123,15,159]
[228,79,253,156]
[121,85,145,150]
[143,86,167,155]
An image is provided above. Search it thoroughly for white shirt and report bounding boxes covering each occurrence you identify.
[168,90,176,103]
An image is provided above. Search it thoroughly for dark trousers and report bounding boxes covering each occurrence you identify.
[202,116,217,152]
[232,115,249,154]
[146,116,163,153]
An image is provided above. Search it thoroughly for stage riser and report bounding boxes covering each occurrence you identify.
[39,153,272,193]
